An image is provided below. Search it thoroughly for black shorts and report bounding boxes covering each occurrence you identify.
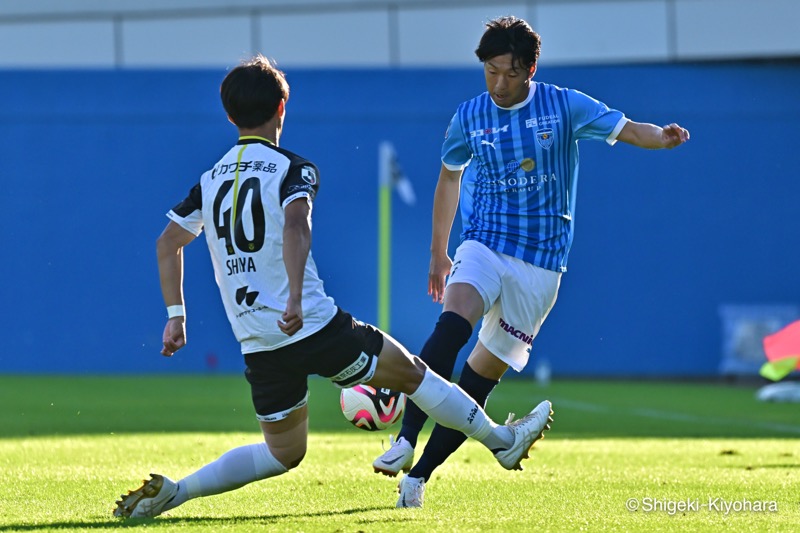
[244,308,384,422]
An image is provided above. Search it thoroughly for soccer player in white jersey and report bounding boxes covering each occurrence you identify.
[112,55,554,519]
[374,16,690,507]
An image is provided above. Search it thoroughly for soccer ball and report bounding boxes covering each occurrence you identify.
[340,385,406,431]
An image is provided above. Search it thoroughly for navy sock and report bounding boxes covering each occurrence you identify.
[397,311,472,447]
[408,362,499,480]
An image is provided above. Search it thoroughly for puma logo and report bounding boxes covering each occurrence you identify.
[481,138,497,149]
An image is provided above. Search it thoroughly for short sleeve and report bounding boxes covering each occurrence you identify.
[441,112,472,170]
[568,89,626,145]
[166,182,204,236]
[280,162,319,209]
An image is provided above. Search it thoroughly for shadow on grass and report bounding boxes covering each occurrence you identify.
[0,505,391,531]
[739,463,800,470]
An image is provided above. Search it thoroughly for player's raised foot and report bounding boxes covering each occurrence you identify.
[373,435,414,477]
[396,475,425,508]
[113,474,178,518]
[494,400,554,471]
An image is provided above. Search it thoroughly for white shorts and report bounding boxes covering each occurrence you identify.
[447,240,562,372]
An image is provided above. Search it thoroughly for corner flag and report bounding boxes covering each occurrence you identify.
[378,141,415,332]
[760,320,800,381]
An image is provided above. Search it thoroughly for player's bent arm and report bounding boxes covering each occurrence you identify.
[280,198,312,336]
[617,120,690,150]
[156,221,197,308]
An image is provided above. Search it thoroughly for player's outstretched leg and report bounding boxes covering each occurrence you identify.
[113,439,291,518]
[368,334,549,475]
[392,399,553,508]
[373,311,473,476]
[405,361,500,483]
[392,361,502,505]
[399,312,474,446]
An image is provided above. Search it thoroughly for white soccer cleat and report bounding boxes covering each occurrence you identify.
[396,475,425,508]
[113,473,178,518]
[494,400,554,471]
[373,435,414,477]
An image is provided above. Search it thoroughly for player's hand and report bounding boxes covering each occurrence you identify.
[428,253,453,304]
[661,123,690,148]
[161,317,186,357]
[279,297,304,336]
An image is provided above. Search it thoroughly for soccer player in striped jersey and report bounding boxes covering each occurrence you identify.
[113,54,554,519]
[374,16,689,507]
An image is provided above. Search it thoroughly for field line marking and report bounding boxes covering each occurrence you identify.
[552,398,800,435]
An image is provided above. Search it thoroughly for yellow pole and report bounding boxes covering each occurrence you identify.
[378,182,391,332]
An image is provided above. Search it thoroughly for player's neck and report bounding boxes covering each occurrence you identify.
[238,123,280,146]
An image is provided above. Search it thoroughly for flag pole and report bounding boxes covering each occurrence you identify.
[378,142,392,332]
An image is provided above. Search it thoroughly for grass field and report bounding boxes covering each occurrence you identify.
[1,375,798,532]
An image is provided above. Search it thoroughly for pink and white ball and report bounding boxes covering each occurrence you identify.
[340,385,406,431]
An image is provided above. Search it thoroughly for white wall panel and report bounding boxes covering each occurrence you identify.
[0,1,798,68]
[676,0,800,59]
[0,21,114,67]
[257,11,390,67]
[0,1,482,18]
[397,4,529,66]
[535,1,669,65]
[122,16,251,67]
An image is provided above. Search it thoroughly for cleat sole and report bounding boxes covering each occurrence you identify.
[374,467,400,477]
[373,465,410,477]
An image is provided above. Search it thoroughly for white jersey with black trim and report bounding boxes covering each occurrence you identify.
[167,136,337,353]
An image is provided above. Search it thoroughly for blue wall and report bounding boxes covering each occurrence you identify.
[1,63,798,376]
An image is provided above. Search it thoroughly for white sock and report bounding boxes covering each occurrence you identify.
[164,442,287,511]
[408,370,512,448]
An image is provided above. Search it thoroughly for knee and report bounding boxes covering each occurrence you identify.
[269,441,307,471]
[443,287,484,325]
[369,354,427,395]
[260,406,308,471]
[445,306,482,327]
[284,451,306,470]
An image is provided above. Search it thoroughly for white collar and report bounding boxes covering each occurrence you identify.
[493,82,536,111]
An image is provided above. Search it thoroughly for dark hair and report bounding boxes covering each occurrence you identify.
[475,16,541,70]
[220,55,290,129]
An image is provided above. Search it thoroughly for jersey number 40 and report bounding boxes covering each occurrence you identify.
[213,177,266,255]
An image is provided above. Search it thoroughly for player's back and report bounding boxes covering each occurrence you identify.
[169,137,336,353]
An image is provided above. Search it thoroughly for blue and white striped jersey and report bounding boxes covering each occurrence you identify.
[442,82,627,272]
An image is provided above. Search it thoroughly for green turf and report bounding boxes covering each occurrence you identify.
[1,376,798,531]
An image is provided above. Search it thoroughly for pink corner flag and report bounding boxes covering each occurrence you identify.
[763,320,800,368]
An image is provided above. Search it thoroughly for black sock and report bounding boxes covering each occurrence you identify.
[408,362,499,480]
[397,312,472,447]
